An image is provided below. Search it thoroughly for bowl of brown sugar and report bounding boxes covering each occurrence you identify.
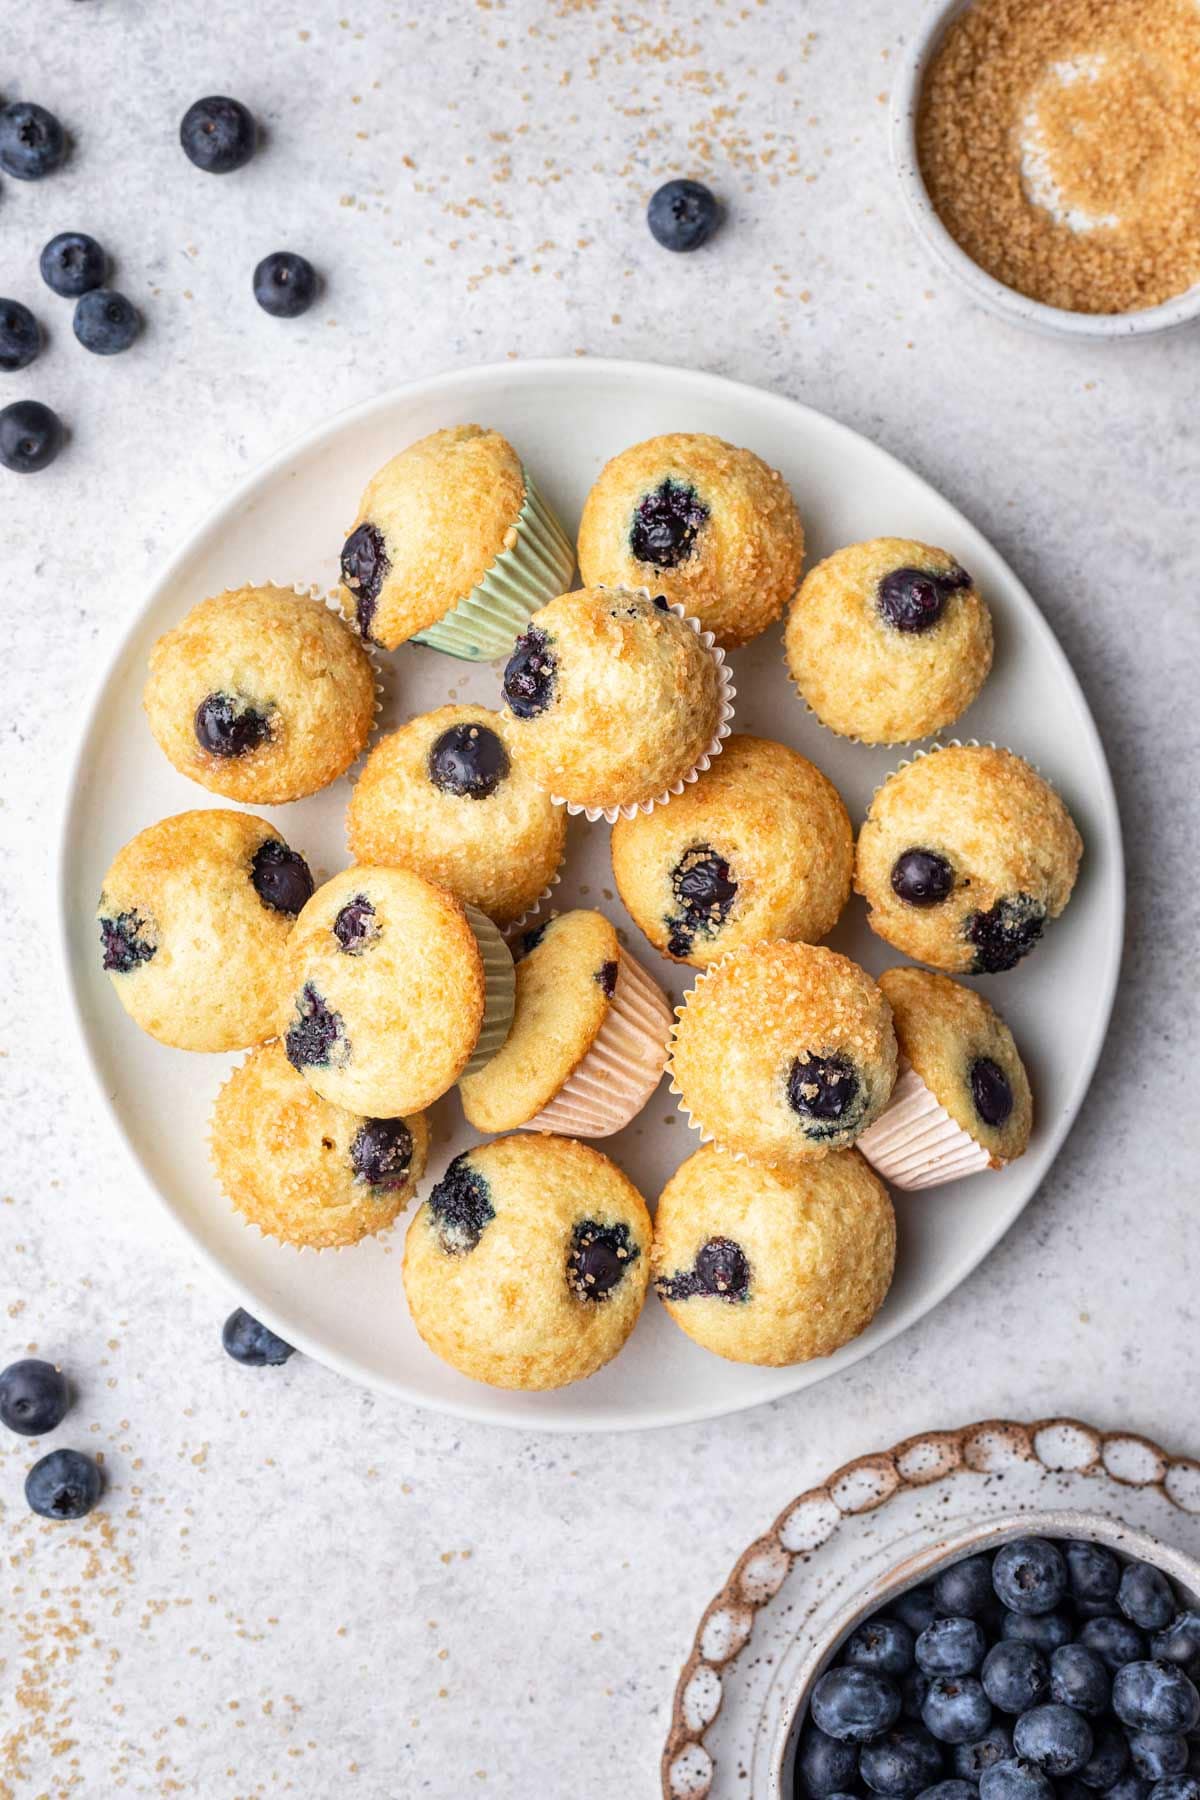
[891,0,1200,337]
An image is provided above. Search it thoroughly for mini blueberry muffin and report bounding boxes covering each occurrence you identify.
[855,744,1083,974]
[610,734,852,967]
[784,539,993,744]
[336,424,574,659]
[211,1041,431,1249]
[279,865,515,1117]
[143,584,377,804]
[402,1134,652,1390]
[576,432,804,648]
[97,809,314,1053]
[459,911,673,1137]
[653,1144,895,1365]
[345,704,566,928]
[668,942,898,1170]
[500,585,732,819]
[857,967,1033,1189]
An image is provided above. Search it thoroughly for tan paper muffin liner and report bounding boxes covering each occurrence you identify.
[550,595,737,825]
[856,1060,993,1190]
[528,949,674,1138]
[460,903,516,1077]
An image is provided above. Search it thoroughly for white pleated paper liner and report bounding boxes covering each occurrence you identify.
[856,1059,994,1191]
[500,865,563,940]
[530,950,674,1138]
[460,904,516,1077]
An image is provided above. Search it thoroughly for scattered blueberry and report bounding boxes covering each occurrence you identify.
[646,178,720,252]
[428,1154,494,1254]
[630,476,710,567]
[180,95,257,173]
[861,1724,944,1796]
[25,1447,102,1519]
[0,398,63,472]
[788,1054,860,1135]
[567,1220,638,1301]
[876,565,972,634]
[981,1643,1049,1714]
[250,839,313,916]
[846,1619,917,1679]
[350,1118,413,1190]
[799,1724,861,1797]
[895,1587,939,1638]
[73,288,139,355]
[1147,1779,1200,1800]
[1078,1722,1131,1790]
[891,849,955,908]
[966,896,1046,975]
[923,1677,992,1746]
[979,1760,1055,1800]
[1113,1665,1200,1735]
[953,1722,1014,1781]
[919,1620,988,1678]
[99,908,155,973]
[936,1557,998,1621]
[40,231,107,298]
[658,1236,751,1304]
[253,251,317,318]
[502,627,557,719]
[1004,1613,1075,1654]
[1121,1566,1178,1634]
[0,301,42,372]
[285,983,347,1072]
[993,1541,1068,1617]
[1130,1736,1191,1782]
[0,1359,69,1436]
[194,691,271,757]
[903,1670,932,1723]
[1152,1616,1200,1675]
[1049,1645,1110,1716]
[970,1059,1014,1128]
[333,894,378,954]
[666,844,738,957]
[1080,1616,1149,1672]
[428,723,510,799]
[812,1668,903,1744]
[1066,1543,1122,1610]
[339,521,389,642]
[221,1307,294,1367]
[0,102,66,180]
[1012,1706,1093,1777]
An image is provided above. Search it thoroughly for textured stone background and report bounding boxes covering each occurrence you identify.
[2,1,1198,1795]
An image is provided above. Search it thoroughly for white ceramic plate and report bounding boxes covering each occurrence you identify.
[57,358,1123,1433]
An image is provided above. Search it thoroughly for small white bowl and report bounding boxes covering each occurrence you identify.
[771,1508,1200,1798]
[889,0,1200,340]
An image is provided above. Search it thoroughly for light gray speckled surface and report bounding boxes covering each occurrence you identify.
[2,2,1198,1795]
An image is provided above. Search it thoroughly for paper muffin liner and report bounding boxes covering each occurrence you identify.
[529,949,674,1138]
[856,1060,993,1190]
[410,467,575,662]
[869,738,1043,802]
[550,596,737,825]
[460,903,517,1076]
[500,865,563,941]
[665,960,752,1164]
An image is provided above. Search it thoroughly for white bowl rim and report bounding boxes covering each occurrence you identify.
[770,1506,1200,1797]
[889,0,1200,340]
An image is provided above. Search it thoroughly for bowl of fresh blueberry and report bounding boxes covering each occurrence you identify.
[774,1515,1200,1800]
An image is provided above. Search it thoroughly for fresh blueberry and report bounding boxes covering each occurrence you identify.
[1131,1736,1191,1782]
[919,1620,988,1678]
[40,231,106,298]
[1081,1617,1150,1672]
[846,1618,918,1678]
[1003,1612,1075,1654]
[180,95,257,173]
[970,1059,1013,1128]
[428,1154,494,1254]
[1148,1779,1200,1800]
[0,1359,69,1436]
[922,1784,978,1800]
[1067,1543,1123,1609]
[981,1644,1049,1714]
[250,840,313,916]
[1012,1705,1093,1777]
[1078,1722,1131,1790]
[646,178,720,252]
[428,723,510,799]
[658,1236,751,1304]
[1152,1616,1200,1675]
[1121,1566,1178,1634]
[978,1759,1055,1800]
[0,398,63,473]
[935,1557,997,1620]
[333,894,378,954]
[1113,1664,1200,1734]
[953,1722,1014,1782]
[812,1667,903,1744]
[630,477,710,568]
[253,251,318,318]
[73,288,139,355]
[567,1220,638,1301]
[923,1677,992,1746]
[0,102,66,180]
[194,691,271,757]
[787,1054,860,1135]
[99,908,155,973]
[1098,1776,1150,1800]
[519,920,549,958]
[339,522,389,642]
[966,897,1046,975]
[904,1671,933,1722]
[25,1448,102,1519]
[992,1541,1067,1616]
[221,1307,294,1367]
[285,984,347,1072]
[666,845,738,956]
[891,849,955,908]
[596,960,618,999]
[0,301,42,372]
[798,1724,860,1797]
[350,1118,413,1191]
[896,1587,940,1637]
[1049,1646,1110,1717]
[502,627,557,719]
[876,565,971,634]
[861,1724,945,1796]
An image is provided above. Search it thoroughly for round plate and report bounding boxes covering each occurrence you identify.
[662,1418,1200,1800]
[57,357,1123,1433]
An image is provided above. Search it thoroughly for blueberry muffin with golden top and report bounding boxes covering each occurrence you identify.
[345,704,566,928]
[577,432,805,648]
[279,865,515,1118]
[337,424,574,660]
[402,1134,652,1390]
[211,1041,431,1249]
[669,942,898,1170]
[459,910,673,1137]
[97,809,314,1053]
[855,744,1083,974]
[501,585,731,819]
[143,584,377,804]
[857,967,1033,1190]
[610,734,852,967]
[784,539,993,745]
[653,1145,895,1365]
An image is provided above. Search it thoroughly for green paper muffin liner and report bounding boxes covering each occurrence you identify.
[461,904,516,1076]
[411,468,575,662]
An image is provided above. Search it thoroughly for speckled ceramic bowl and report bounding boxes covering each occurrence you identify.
[889,0,1200,340]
